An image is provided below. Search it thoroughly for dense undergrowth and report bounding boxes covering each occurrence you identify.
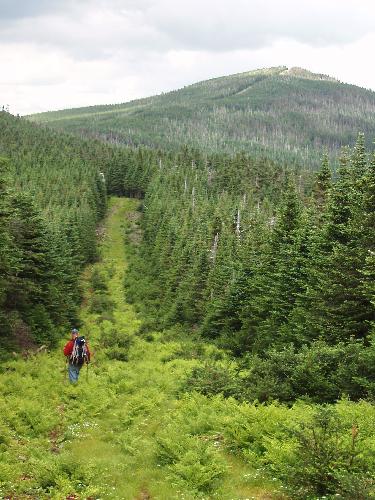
[1,197,374,498]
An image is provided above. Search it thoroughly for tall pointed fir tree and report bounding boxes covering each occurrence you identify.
[239,175,305,353]
[0,158,19,338]
[297,141,374,344]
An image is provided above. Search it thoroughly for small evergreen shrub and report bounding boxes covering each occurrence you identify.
[90,268,108,291]
[89,293,115,314]
[181,361,242,399]
[100,328,133,351]
[265,405,375,498]
[137,318,160,334]
[105,347,129,361]
[239,339,375,404]
[105,262,116,279]
[99,322,133,361]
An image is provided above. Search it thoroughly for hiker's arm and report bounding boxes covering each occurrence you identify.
[63,341,73,356]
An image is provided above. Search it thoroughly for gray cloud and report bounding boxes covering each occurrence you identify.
[0,0,79,20]
[143,0,375,51]
[1,0,375,60]
[0,3,170,60]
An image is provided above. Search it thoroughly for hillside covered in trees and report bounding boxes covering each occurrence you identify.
[0,110,157,353]
[28,66,375,167]
[2,105,374,405]
[2,197,374,499]
[122,136,375,405]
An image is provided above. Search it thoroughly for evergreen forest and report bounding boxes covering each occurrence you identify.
[0,65,375,499]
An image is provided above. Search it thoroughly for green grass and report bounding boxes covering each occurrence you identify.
[1,197,374,499]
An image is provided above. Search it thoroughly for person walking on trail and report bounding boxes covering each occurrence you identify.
[63,328,91,383]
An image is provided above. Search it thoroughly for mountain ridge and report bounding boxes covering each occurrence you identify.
[27,66,375,167]
[27,66,342,117]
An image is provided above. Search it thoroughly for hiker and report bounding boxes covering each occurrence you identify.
[63,328,91,383]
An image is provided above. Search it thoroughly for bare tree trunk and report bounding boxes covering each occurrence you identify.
[210,232,219,262]
[236,209,241,239]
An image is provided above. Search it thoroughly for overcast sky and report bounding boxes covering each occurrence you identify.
[1,0,375,115]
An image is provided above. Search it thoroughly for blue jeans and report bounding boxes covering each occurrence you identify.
[68,363,82,383]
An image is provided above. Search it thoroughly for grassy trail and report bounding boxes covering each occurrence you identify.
[0,197,282,499]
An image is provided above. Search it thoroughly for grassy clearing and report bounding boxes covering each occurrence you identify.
[28,104,147,123]
[1,197,374,499]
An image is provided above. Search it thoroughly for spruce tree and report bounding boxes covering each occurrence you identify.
[299,145,374,343]
[312,152,332,212]
[7,192,52,310]
[0,158,19,336]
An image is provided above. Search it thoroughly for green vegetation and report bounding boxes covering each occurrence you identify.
[0,110,110,348]
[1,197,374,499]
[28,66,375,167]
[125,135,375,405]
[0,110,157,350]
[1,69,375,497]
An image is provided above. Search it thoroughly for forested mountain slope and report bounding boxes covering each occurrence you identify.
[2,78,375,497]
[28,66,375,167]
[4,107,279,351]
[0,111,156,351]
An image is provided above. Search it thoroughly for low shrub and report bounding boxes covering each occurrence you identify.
[89,293,115,314]
[106,347,129,362]
[264,404,375,498]
[100,327,133,351]
[181,361,242,399]
[98,322,133,362]
[90,268,108,292]
[240,338,375,404]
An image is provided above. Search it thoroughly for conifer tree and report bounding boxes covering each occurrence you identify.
[356,151,375,335]
[7,192,51,310]
[312,152,332,211]
[0,159,19,335]
[297,145,374,344]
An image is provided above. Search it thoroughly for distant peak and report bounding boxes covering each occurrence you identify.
[280,67,338,82]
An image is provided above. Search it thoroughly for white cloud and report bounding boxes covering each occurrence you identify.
[2,0,375,55]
